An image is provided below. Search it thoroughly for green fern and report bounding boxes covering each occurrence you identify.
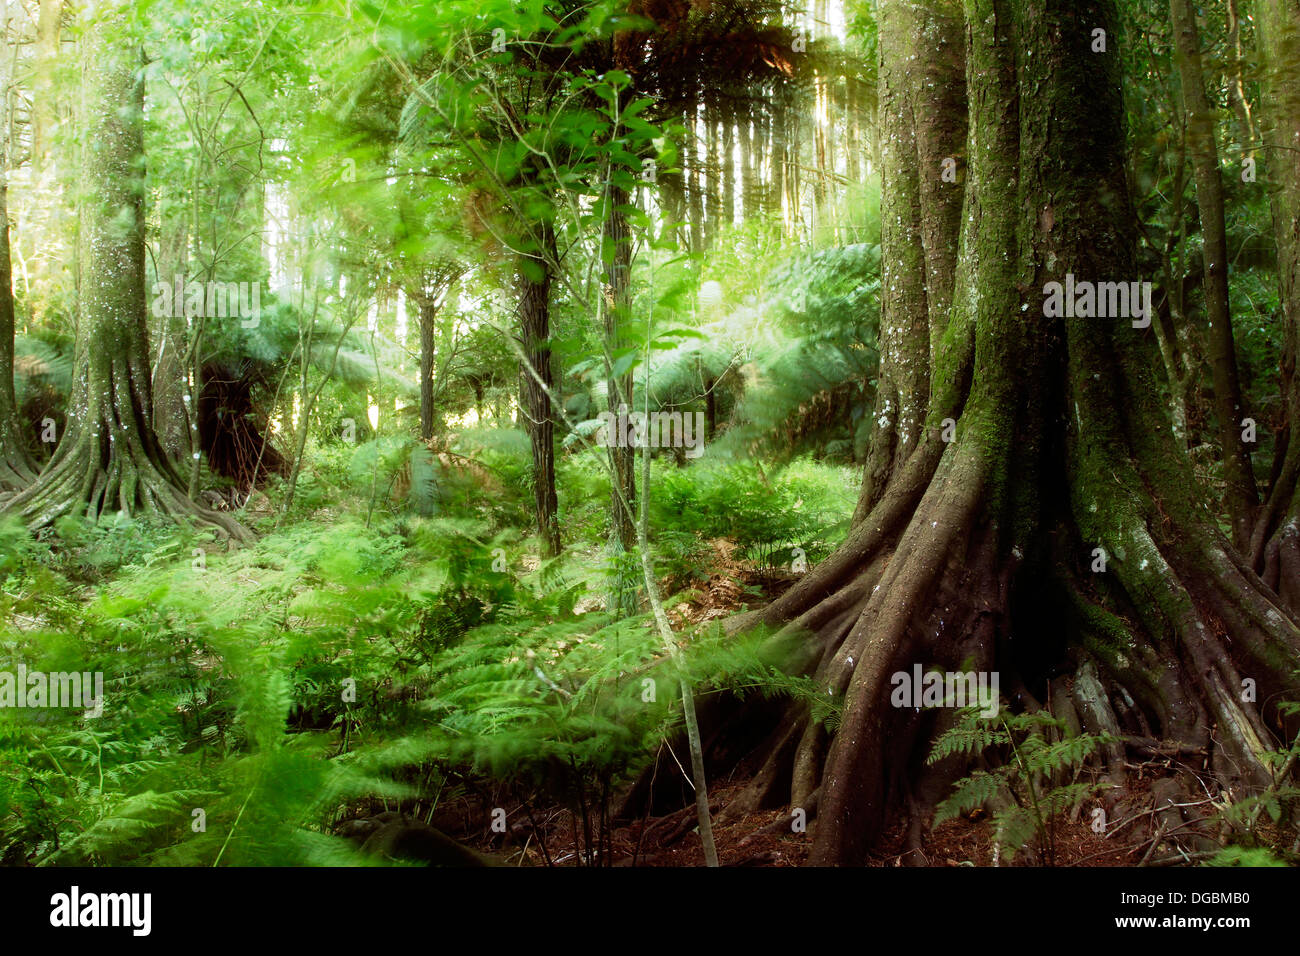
[928,707,1114,865]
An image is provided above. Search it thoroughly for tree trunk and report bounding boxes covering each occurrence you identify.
[150,222,190,463]
[757,107,773,217]
[0,177,35,490]
[853,0,965,523]
[603,181,636,554]
[770,98,787,222]
[1224,0,1257,154]
[785,108,801,238]
[1250,0,1300,610]
[656,0,1300,867]
[658,136,686,247]
[738,113,756,222]
[0,6,34,491]
[1171,0,1258,549]
[721,107,734,233]
[418,297,438,442]
[704,102,720,250]
[685,108,703,256]
[518,222,561,558]
[3,0,246,539]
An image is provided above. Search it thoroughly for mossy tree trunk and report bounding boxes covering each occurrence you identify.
[1250,0,1300,610]
[4,0,246,539]
[852,0,965,523]
[689,0,1300,866]
[1170,0,1258,549]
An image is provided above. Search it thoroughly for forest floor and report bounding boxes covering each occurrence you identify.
[376,562,1168,866]
[421,778,1142,867]
[463,553,1297,866]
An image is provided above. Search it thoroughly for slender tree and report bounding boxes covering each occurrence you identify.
[1170,0,1257,548]
[602,177,637,554]
[0,5,35,491]
[1250,0,1300,608]
[517,221,561,558]
[409,264,461,443]
[0,191,32,492]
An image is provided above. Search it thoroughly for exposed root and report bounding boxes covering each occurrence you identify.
[5,429,252,543]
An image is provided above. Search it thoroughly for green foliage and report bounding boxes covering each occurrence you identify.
[685,623,843,731]
[929,708,1115,864]
[649,458,855,579]
[1204,846,1288,867]
[0,492,817,865]
[1207,700,1300,860]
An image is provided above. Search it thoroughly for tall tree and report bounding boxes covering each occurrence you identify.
[602,176,637,555]
[698,0,1300,865]
[517,221,562,558]
[4,0,245,538]
[0,4,36,491]
[0,175,32,491]
[1250,0,1300,609]
[1170,0,1257,548]
[409,264,461,443]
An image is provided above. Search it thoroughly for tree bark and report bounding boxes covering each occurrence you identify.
[853,0,965,523]
[418,296,438,442]
[770,96,787,222]
[704,101,721,249]
[603,181,636,555]
[738,112,756,221]
[685,108,703,256]
[518,222,561,558]
[1250,0,1300,610]
[721,106,734,233]
[1171,0,1258,548]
